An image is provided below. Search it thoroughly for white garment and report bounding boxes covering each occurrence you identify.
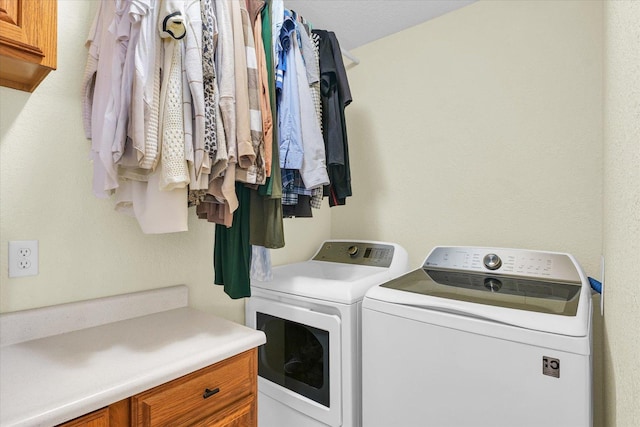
[83,0,123,198]
[183,0,210,189]
[214,0,236,166]
[182,42,195,183]
[115,0,189,234]
[115,167,189,234]
[159,39,190,190]
[112,1,135,165]
[271,0,284,69]
[85,0,188,234]
[129,0,160,170]
[250,246,273,282]
[158,0,190,191]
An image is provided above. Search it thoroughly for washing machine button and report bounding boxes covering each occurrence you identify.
[483,253,502,270]
[484,277,502,292]
[348,245,359,257]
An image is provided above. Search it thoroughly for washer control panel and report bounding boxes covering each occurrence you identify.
[423,246,581,283]
[313,241,395,267]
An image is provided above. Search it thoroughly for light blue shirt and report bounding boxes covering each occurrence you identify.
[278,11,303,170]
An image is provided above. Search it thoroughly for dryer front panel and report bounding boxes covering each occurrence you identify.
[247,297,342,427]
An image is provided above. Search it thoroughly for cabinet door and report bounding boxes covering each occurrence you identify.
[193,396,256,427]
[0,0,57,91]
[57,408,109,427]
[131,350,257,427]
[57,399,130,427]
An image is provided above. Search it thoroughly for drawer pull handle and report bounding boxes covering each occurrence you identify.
[203,387,220,399]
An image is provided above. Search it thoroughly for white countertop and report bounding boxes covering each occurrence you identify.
[0,287,265,427]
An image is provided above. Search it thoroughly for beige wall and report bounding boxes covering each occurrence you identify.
[339,1,605,425]
[4,1,638,426]
[603,1,640,426]
[0,0,331,324]
[337,0,603,272]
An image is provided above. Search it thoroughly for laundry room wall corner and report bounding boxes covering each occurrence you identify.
[603,1,640,426]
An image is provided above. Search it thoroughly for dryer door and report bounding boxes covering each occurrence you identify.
[247,297,342,427]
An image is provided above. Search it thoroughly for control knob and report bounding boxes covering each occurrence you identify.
[484,277,502,292]
[347,245,359,257]
[483,253,502,270]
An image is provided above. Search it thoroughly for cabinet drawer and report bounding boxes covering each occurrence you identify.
[131,350,256,426]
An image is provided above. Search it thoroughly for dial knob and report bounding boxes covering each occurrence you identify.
[347,245,359,257]
[484,277,502,292]
[483,253,502,270]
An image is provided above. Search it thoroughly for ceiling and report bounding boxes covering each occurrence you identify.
[284,0,476,53]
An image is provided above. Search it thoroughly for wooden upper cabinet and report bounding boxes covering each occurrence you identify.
[0,0,57,92]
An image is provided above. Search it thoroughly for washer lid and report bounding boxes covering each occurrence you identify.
[366,268,591,336]
[380,268,582,316]
[365,247,591,337]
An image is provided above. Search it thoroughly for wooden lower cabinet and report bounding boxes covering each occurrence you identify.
[57,349,257,427]
[132,350,257,427]
[57,408,109,427]
[57,400,129,427]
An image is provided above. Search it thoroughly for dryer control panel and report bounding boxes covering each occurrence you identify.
[423,247,582,283]
[313,241,395,267]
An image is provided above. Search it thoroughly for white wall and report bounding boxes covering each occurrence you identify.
[603,2,640,426]
[0,0,331,323]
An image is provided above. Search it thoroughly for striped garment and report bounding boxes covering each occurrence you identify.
[241,2,266,185]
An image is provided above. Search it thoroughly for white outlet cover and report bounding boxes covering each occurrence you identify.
[8,240,39,278]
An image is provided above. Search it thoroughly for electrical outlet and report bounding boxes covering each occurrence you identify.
[18,247,32,257]
[8,240,39,278]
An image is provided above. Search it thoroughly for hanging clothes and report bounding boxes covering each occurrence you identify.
[82,0,123,198]
[129,0,161,172]
[114,0,189,234]
[292,26,329,190]
[214,182,252,299]
[183,0,210,191]
[235,0,265,185]
[250,0,285,250]
[313,29,353,206]
[82,0,356,295]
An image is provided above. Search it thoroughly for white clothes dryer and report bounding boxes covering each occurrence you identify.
[362,246,593,427]
[246,240,409,427]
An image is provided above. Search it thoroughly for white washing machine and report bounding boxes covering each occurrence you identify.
[246,240,409,427]
[362,246,593,427]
